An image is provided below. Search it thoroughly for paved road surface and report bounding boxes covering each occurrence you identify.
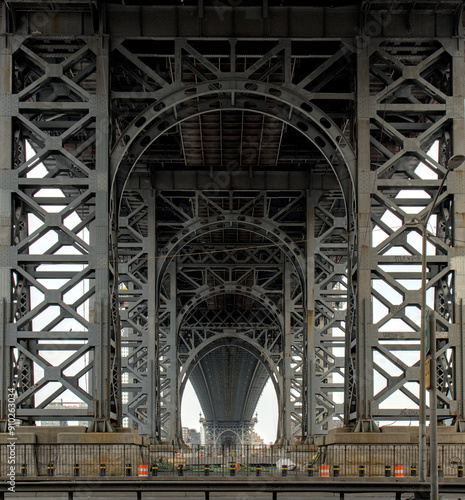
[3,494,464,500]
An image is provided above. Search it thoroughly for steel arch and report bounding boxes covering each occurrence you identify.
[110,82,356,212]
[157,214,306,290]
[213,429,242,446]
[179,335,281,400]
[179,337,282,442]
[177,286,283,333]
[177,282,284,425]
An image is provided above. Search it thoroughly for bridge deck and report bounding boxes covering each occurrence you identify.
[3,478,465,500]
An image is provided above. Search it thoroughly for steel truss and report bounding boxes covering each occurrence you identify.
[1,1,464,446]
[118,188,347,442]
[1,32,120,429]
[202,420,257,447]
[110,33,355,443]
[353,35,465,430]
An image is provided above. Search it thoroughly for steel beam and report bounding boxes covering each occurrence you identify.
[4,33,119,428]
[353,38,376,431]
[2,1,464,444]
[89,34,118,431]
[0,33,13,429]
[450,37,465,429]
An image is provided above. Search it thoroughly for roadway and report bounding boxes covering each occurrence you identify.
[2,479,465,500]
[2,494,464,500]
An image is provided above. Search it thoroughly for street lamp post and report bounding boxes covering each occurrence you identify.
[418,154,465,495]
[429,310,438,500]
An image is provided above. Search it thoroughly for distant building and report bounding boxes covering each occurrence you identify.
[188,428,201,445]
[182,426,201,445]
[251,431,264,445]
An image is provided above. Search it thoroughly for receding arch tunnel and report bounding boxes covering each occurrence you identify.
[176,279,284,444]
[181,342,276,446]
[5,5,462,447]
[117,84,352,442]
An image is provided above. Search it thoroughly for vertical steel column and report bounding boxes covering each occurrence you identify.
[166,261,180,443]
[6,31,111,425]
[282,260,293,444]
[451,40,465,429]
[430,312,438,500]
[354,41,374,429]
[119,189,159,436]
[305,190,317,439]
[91,35,117,428]
[147,191,160,440]
[357,32,460,430]
[0,33,12,428]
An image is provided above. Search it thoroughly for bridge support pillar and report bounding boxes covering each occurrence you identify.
[452,39,465,430]
[305,190,318,440]
[161,262,182,445]
[0,35,13,429]
[147,194,160,441]
[352,39,377,433]
[89,36,120,432]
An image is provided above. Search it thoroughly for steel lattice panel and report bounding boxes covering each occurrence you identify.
[1,1,464,446]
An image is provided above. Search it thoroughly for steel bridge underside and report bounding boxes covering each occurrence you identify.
[1,0,465,446]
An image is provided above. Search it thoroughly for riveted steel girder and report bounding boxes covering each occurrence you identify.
[3,1,464,445]
[352,35,465,430]
[2,33,120,429]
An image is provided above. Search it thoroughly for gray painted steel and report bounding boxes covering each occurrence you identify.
[1,0,464,445]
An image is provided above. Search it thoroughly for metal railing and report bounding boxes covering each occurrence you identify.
[1,443,464,478]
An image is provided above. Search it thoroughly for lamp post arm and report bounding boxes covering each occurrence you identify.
[424,170,451,227]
